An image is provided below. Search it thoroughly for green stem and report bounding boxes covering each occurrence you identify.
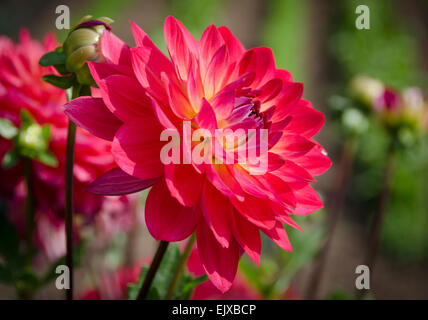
[137,241,169,300]
[64,85,80,300]
[165,233,196,300]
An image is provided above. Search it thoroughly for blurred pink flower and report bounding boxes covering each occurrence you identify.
[0,30,125,259]
[374,88,401,113]
[66,16,331,292]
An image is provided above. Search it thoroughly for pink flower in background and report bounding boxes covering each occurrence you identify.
[66,16,331,292]
[0,30,125,259]
[374,88,401,113]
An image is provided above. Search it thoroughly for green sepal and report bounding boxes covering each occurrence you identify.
[42,74,76,90]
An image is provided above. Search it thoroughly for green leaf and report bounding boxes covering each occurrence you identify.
[20,110,34,129]
[0,118,18,139]
[53,64,70,75]
[35,150,58,167]
[127,244,181,300]
[42,74,75,89]
[177,274,208,300]
[2,148,20,169]
[39,51,66,67]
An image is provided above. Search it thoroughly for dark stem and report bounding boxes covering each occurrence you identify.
[164,233,196,299]
[137,241,169,300]
[357,148,396,299]
[64,85,80,300]
[23,157,35,256]
[305,137,356,299]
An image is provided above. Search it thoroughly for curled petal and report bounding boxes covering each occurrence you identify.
[86,167,158,195]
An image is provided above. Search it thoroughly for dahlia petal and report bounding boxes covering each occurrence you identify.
[274,69,293,82]
[263,174,297,209]
[263,221,292,252]
[230,209,261,265]
[267,152,285,172]
[86,167,158,195]
[206,164,245,200]
[218,26,245,64]
[164,163,204,207]
[98,74,153,122]
[271,134,315,158]
[258,79,283,103]
[130,46,177,105]
[146,180,201,241]
[231,195,276,229]
[162,73,195,119]
[232,166,271,199]
[186,248,205,277]
[239,47,276,88]
[288,181,324,215]
[99,31,130,65]
[151,96,181,130]
[197,219,239,293]
[285,100,324,138]
[164,16,199,81]
[201,181,232,248]
[277,214,302,231]
[131,20,158,49]
[204,44,229,98]
[269,82,303,119]
[112,119,163,179]
[210,89,235,120]
[200,25,225,79]
[195,98,218,131]
[293,144,332,176]
[275,160,315,182]
[88,61,132,86]
[187,66,202,112]
[64,97,122,141]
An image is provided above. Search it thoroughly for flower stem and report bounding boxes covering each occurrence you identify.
[64,85,80,300]
[165,233,196,300]
[137,240,169,300]
[23,157,35,264]
[305,137,356,299]
[357,147,396,299]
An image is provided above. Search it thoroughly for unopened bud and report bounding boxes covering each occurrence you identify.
[350,75,385,107]
[63,16,113,85]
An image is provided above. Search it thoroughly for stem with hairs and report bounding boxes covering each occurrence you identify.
[64,85,80,300]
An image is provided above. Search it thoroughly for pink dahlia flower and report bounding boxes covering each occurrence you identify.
[0,30,121,258]
[66,17,331,292]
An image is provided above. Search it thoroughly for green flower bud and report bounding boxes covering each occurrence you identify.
[63,16,113,86]
[18,123,48,152]
[350,75,384,107]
